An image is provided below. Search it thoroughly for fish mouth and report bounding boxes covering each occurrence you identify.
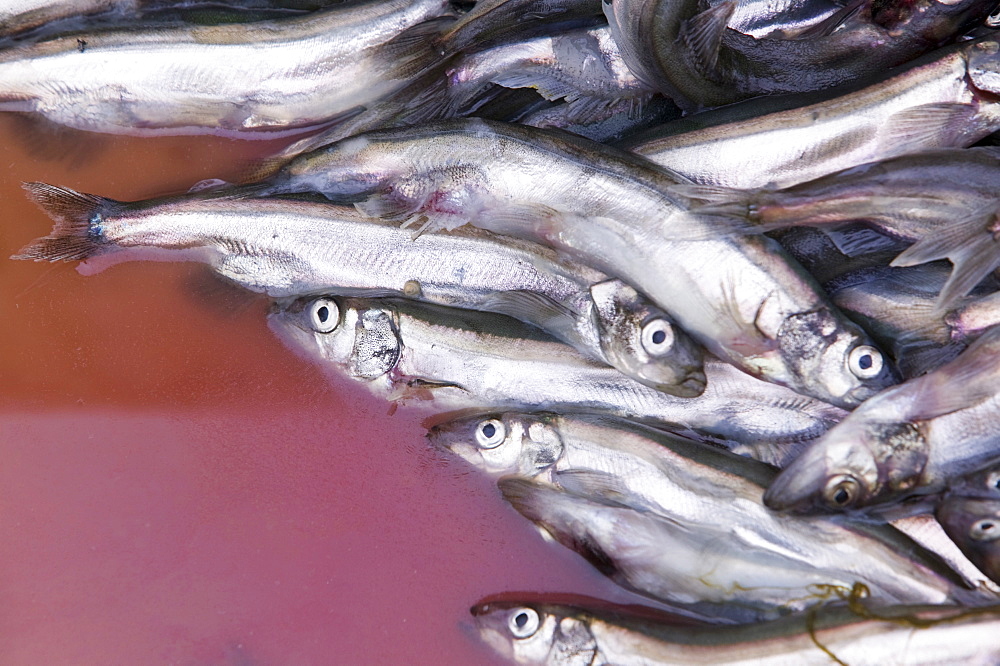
[762,457,825,513]
[659,369,708,398]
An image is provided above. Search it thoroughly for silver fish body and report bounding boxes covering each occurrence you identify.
[269,295,847,450]
[260,119,897,408]
[765,325,1000,514]
[719,0,842,38]
[430,412,979,607]
[0,0,451,135]
[12,184,704,395]
[626,37,1000,189]
[447,26,655,126]
[687,146,1000,310]
[473,600,1000,665]
[439,0,603,52]
[499,476,980,621]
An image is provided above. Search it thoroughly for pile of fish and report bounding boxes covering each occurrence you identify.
[11,0,1000,661]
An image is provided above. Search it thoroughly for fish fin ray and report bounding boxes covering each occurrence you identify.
[906,327,1000,419]
[480,290,584,348]
[12,182,119,262]
[680,0,736,74]
[890,203,1000,311]
[379,16,456,79]
[883,103,976,155]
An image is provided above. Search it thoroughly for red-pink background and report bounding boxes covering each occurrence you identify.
[0,116,655,664]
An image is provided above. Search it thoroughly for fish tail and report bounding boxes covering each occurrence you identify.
[12,182,119,262]
[890,202,1000,313]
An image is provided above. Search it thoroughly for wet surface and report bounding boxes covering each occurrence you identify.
[0,116,651,664]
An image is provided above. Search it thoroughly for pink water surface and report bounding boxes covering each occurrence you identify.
[0,116,653,664]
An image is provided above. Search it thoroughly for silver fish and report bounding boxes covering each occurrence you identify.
[685,146,1000,310]
[256,118,897,408]
[430,413,980,610]
[447,27,656,127]
[625,36,1000,189]
[659,0,995,107]
[499,476,981,621]
[828,264,974,378]
[11,183,704,395]
[269,295,847,450]
[936,462,1000,585]
[938,495,1000,587]
[439,0,603,52]
[473,599,1000,665]
[0,0,451,136]
[951,290,1000,343]
[765,325,1000,514]
[718,0,842,39]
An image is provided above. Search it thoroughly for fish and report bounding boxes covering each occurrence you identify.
[0,0,452,136]
[675,0,994,107]
[438,0,604,53]
[472,598,1000,665]
[683,146,1000,310]
[253,118,897,408]
[936,462,1000,585]
[429,412,983,598]
[624,36,1000,189]
[951,290,1000,343]
[268,295,848,449]
[446,27,656,127]
[937,495,1000,586]
[765,325,1000,514]
[827,264,979,378]
[719,0,842,39]
[498,476,982,621]
[11,182,705,395]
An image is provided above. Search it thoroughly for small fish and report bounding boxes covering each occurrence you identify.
[625,36,1000,189]
[0,0,452,136]
[254,118,897,408]
[12,183,704,395]
[938,495,1000,587]
[720,0,842,39]
[498,476,982,621]
[429,412,981,602]
[438,0,604,52]
[472,599,1000,665]
[269,295,847,449]
[765,325,1000,514]
[678,0,995,107]
[683,146,1000,311]
[447,27,656,127]
[827,264,980,378]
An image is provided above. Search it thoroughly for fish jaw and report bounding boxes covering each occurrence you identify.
[763,426,880,513]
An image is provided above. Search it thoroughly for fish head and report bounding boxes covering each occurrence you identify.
[967,39,1000,96]
[426,412,564,478]
[937,496,1000,585]
[776,308,897,408]
[945,463,1000,500]
[589,280,706,397]
[267,296,401,380]
[763,420,884,513]
[471,601,595,665]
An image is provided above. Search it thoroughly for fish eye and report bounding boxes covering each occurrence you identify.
[987,470,1000,493]
[971,519,1000,542]
[507,607,540,638]
[475,418,506,449]
[309,298,340,334]
[641,319,674,356]
[822,475,861,509]
[847,345,884,379]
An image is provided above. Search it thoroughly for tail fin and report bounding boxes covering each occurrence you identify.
[12,182,119,262]
[890,203,1000,313]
